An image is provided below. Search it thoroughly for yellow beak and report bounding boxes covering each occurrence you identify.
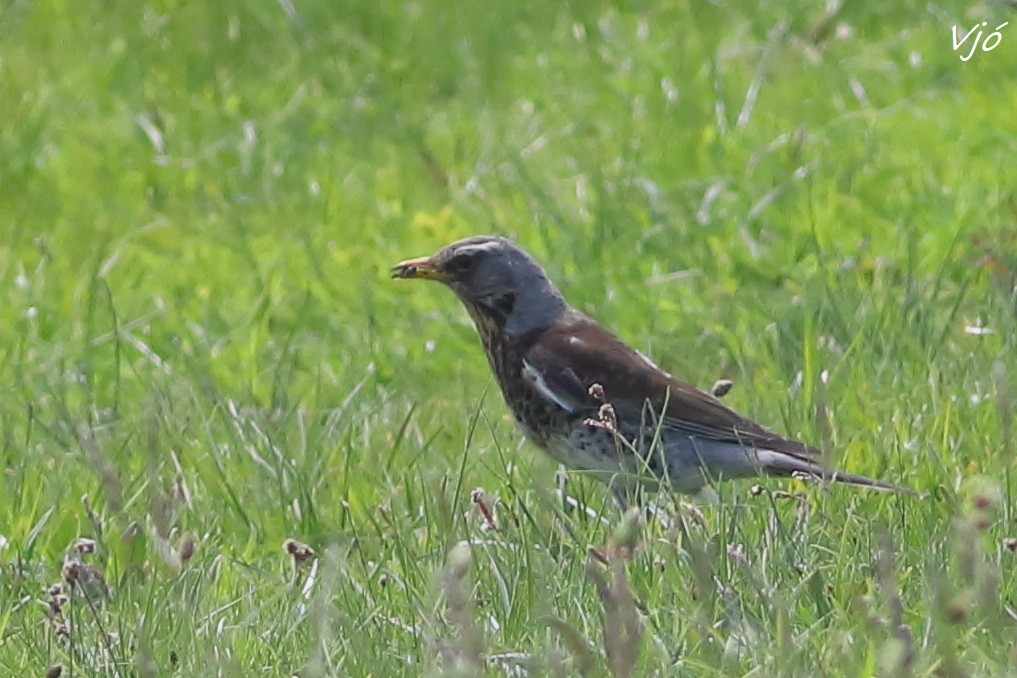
[390,256,451,282]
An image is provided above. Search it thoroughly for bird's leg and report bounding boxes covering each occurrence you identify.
[555,465,570,513]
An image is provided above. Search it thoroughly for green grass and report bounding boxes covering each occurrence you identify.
[2,0,1017,674]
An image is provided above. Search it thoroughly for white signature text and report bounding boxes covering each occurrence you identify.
[952,21,1008,61]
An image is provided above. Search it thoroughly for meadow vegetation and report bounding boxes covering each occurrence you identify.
[1,0,1016,674]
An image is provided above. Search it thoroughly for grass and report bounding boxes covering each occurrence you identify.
[2,0,1017,674]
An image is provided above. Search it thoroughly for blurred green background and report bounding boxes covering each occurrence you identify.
[2,0,1016,674]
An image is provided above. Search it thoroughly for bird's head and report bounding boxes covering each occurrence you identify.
[392,235,566,335]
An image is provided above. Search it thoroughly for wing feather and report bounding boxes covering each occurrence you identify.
[521,309,819,458]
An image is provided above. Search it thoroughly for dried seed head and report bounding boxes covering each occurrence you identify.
[749,484,764,497]
[587,546,609,567]
[945,595,968,624]
[598,402,618,429]
[972,494,994,509]
[46,587,68,615]
[74,538,96,555]
[178,533,196,562]
[774,490,806,502]
[1004,537,1017,553]
[283,538,315,565]
[711,379,734,398]
[962,477,1002,513]
[62,561,80,587]
[680,502,707,528]
[470,488,497,531]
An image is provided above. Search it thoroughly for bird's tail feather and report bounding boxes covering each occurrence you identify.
[758,450,918,495]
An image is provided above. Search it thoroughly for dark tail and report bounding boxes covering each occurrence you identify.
[759,451,920,495]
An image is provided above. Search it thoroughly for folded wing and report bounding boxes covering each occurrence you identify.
[522,310,820,458]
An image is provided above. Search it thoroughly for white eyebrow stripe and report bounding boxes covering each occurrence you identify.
[454,240,502,256]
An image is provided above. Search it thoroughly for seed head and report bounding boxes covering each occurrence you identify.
[74,538,96,555]
[283,539,315,565]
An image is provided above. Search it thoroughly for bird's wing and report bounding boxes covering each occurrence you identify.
[522,310,820,458]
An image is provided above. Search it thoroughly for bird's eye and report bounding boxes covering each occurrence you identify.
[446,248,482,274]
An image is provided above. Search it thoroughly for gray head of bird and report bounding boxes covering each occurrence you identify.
[392,235,567,335]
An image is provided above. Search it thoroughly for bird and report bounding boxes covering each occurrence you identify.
[392,235,915,505]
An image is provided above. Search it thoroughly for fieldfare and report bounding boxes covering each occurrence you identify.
[393,235,913,503]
